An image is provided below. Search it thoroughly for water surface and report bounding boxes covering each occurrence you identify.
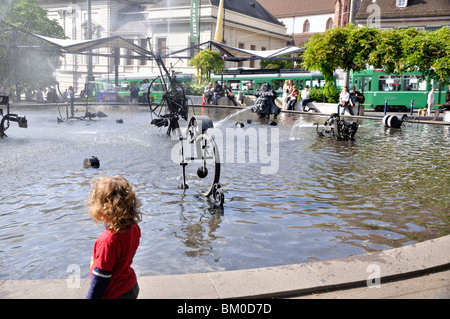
[0,105,448,280]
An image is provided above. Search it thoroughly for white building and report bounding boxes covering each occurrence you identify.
[256,0,339,46]
[37,0,291,91]
[355,0,450,30]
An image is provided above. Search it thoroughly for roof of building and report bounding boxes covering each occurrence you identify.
[356,0,450,20]
[256,0,336,18]
[112,4,147,34]
[211,0,283,25]
[141,0,283,26]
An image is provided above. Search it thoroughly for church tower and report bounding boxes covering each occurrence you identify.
[335,0,361,27]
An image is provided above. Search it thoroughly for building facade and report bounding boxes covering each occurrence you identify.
[256,0,358,46]
[355,0,450,30]
[37,0,291,91]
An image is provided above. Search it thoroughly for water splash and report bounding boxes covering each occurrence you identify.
[288,115,318,140]
[214,105,253,128]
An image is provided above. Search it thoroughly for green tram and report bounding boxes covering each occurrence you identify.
[212,68,335,95]
[350,69,449,111]
[94,73,193,103]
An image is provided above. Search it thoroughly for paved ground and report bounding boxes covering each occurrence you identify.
[292,268,450,299]
[1,235,448,299]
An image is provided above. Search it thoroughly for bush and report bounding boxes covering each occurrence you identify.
[324,84,340,103]
[309,88,324,102]
[185,82,206,96]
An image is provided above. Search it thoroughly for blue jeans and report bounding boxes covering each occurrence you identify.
[214,94,222,105]
[301,99,311,111]
[341,102,353,115]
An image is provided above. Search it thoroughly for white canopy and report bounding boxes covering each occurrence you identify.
[211,41,303,61]
[30,34,152,56]
[0,20,151,57]
[2,20,302,61]
[166,41,303,61]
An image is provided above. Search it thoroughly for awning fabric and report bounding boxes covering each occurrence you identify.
[165,41,303,61]
[1,20,302,61]
[30,34,152,56]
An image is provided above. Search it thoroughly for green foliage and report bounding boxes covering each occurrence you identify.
[368,29,406,74]
[309,88,324,102]
[260,56,296,70]
[185,81,206,96]
[0,0,66,100]
[302,24,450,92]
[399,27,450,85]
[189,49,224,83]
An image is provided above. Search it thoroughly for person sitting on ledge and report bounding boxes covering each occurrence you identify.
[432,89,450,121]
[225,82,239,106]
[213,81,224,105]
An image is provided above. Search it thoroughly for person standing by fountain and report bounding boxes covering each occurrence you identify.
[68,86,75,117]
[86,176,142,299]
[427,87,435,116]
[142,79,150,104]
[282,80,289,110]
[130,83,140,104]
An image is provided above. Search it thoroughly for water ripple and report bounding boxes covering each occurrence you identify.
[0,107,448,279]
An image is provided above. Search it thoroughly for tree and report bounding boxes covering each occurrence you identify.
[367,28,409,74]
[189,49,224,83]
[0,0,65,101]
[399,27,450,85]
[302,24,450,100]
[260,56,296,70]
[303,24,379,97]
[302,25,349,102]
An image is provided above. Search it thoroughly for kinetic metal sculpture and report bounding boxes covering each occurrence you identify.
[0,94,27,138]
[315,113,359,141]
[251,82,281,119]
[147,45,224,206]
[56,84,107,123]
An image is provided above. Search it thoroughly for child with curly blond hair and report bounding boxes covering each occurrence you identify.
[86,175,142,299]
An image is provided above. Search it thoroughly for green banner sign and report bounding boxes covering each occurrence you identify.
[190,0,199,43]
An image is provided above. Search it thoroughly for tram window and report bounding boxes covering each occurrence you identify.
[355,77,372,91]
[312,79,324,88]
[402,75,426,91]
[227,80,241,91]
[151,83,162,92]
[271,79,284,91]
[364,77,372,91]
[241,80,255,91]
[379,75,401,91]
[120,82,130,92]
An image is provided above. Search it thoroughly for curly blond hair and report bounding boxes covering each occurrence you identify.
[87,175,142,233]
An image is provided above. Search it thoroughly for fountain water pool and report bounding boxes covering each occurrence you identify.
[0,105,448,280]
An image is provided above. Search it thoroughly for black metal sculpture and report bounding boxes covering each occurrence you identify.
[147,53,189,137]
[147,44,224,207]
[0,94,27,138]
[315,113,359,141]
[251,82,281,119]
[56,83,107,123]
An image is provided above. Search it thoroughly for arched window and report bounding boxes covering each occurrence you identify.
[303,20,310,33]
[326,18,333,30]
